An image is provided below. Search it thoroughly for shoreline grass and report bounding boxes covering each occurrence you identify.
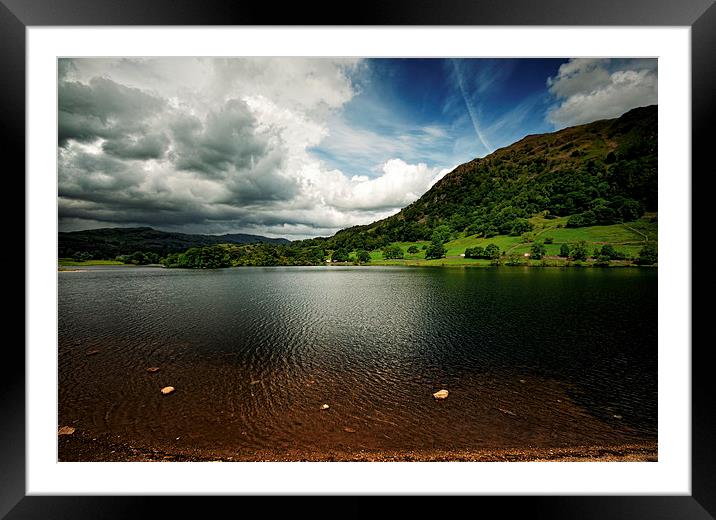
[58,258,125,266]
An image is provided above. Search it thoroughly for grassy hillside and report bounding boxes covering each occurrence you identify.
[315,105,656,253]
[357,213,657,267]
[156,213,657,269]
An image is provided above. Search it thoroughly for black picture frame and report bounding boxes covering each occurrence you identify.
[4,0,711,513]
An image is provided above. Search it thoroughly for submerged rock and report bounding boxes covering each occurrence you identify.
[146,367,160,373]
[433,389,449,400]
[58,426,75,435]
[320,404,330,410]
[161,386,175,395]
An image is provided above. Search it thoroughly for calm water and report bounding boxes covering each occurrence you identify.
[59,266,657,458]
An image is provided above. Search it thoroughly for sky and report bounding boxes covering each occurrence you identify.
[58,57,657,239]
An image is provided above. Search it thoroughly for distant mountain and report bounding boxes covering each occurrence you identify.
[320,105,657,251]
[58,226,289,259]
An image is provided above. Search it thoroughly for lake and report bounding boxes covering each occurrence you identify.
[58,266,657,460]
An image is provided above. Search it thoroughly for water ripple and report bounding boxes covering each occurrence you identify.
[59,266,657,455]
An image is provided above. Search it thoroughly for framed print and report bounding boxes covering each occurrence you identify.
[5,0,712,514]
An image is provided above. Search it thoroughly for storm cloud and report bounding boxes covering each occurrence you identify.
[58,57,454,238]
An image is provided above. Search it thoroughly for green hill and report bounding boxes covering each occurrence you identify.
[319,105,657,252]
[58,226,289,260]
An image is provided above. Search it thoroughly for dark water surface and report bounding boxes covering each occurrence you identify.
[59,266,657,458]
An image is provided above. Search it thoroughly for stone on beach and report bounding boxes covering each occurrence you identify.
[161,386,175,395]
[146,367,160,373]
[58,426,75,435]
[433,389,449,400]
[320,404,330,410]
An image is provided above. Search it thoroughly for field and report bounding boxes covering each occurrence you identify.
[354,213,657,267]
[58,258,125,267]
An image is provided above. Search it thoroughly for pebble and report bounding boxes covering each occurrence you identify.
[433,389,449,400]
[146,367,160,373]
[161,386,175,395]
[58,426,75,435]
[320,404,330,410]
[86,350,100,356]
[343,427,357,433]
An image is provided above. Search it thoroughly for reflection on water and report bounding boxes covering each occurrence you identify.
[59,266,657,456]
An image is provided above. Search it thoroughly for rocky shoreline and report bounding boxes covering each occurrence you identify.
[58,431,657,462]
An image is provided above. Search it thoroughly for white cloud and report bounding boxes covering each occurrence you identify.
[58,58,453,239]
[546,58,657,128]
[299,158,451,213]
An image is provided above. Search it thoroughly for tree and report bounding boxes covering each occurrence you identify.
[130,251,148,265]
[171,246,232,268]
[484,243,501,259]
[425,238,447,260]
[544,236,554,244]
[530,242,547,260]
[382,244,404,259]
[571,240,589,261]
[637,242,658,265]
[482,225,498,238]
[559,243,571,257]
[431,225,452,244]
[600,244,623,260]
[566,211,597,228]
[355,250,371,263]
[201,246,232,268]
[464,246,485,259]
[509,219,532,236]
[407,245,419,254]
[331,248,350,262]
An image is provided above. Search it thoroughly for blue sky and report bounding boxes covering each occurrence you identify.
[58,57,657,238]
[311,58,567,179]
